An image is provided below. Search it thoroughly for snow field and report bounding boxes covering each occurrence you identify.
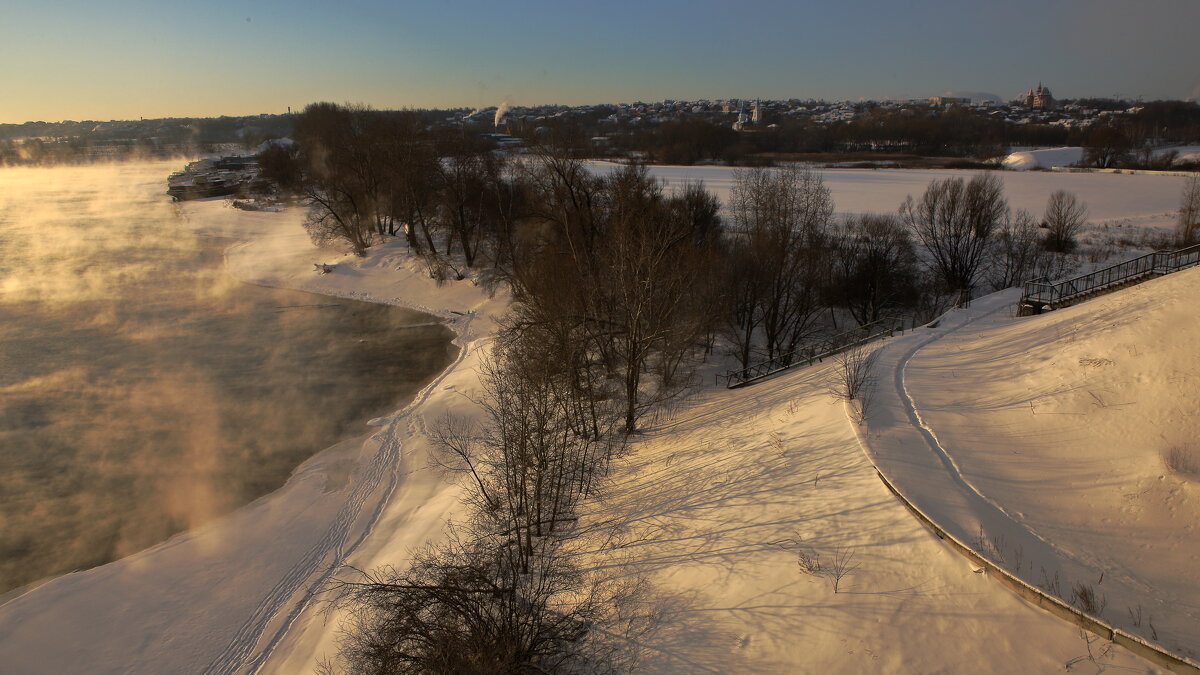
[589,161,1188,233]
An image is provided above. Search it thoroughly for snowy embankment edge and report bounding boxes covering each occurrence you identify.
[843,307,1200,675]
[211,232,494,671]
[240,316,485,674]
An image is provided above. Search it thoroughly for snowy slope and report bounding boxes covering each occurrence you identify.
[560,337,1155,672]
[894,267,1200,661]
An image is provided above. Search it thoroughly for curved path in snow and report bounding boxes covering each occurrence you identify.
[857,292,1157,639]
[855,288,1200,672]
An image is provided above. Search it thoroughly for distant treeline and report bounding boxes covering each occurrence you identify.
[7,99,1200,168]
[0,115,294,165]
[606,100,1200,166]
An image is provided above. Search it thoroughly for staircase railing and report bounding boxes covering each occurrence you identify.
[720,316,905,389]
[1020,242,1200,313]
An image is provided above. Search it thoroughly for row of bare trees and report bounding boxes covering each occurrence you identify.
[325,312,640,673]
[277,106,1109,371]
[504,160,723,434]
[271,102,520,273]
[900,174,1095,304]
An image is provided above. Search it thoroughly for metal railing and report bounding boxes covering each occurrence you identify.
[1020,243,1200,313]
[720,316,905,389]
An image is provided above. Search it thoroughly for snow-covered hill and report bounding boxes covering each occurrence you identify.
[896,267,1200,659]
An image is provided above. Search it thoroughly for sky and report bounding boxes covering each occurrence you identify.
[2,0,1198,123]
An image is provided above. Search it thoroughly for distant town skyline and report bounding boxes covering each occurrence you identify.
[3,0,1197,124]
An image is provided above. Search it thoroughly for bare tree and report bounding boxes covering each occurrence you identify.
[726,165,834,367]
[1083,125,1131,169]
[428,132,506,269]
[827,546,861,593]
[376,114,441,254]
[601,166,721,432]
[1043,189,1087,253]
[830,214,918,326]
[987,209,1079,290]
[506,158,721,434]
[987,209,1043,290]
[900,173,1007,304]
[293,103,391,256]
[429,414,499,512]
[1178,176,1200,246]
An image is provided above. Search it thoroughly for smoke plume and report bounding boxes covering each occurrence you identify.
[494,100,510,128]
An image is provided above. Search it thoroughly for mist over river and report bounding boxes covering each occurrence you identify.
[0,161,456,595]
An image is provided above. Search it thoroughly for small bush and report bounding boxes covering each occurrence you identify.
[828,343,879,423]
[1071,582,1106,616]
[829,343,879,403]
[1163,445,1200,481]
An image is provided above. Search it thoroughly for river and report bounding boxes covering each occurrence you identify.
[0,161,456,595]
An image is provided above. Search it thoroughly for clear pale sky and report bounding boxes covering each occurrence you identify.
[2,0,1197,123]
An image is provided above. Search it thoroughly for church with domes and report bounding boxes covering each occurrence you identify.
[1020,83,1056,109]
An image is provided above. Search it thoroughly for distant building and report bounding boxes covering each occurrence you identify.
[733,99,764,131]
[1021,83,1056,109]
[733,100,749,131]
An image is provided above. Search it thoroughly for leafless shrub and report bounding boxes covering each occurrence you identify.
[1139,226,1177,251]
[420,250,467,285]
[795,544,860,593]
[827,546,860,593]
[1009,544,1025,574]
[828,343,879,423]
[796,549,822,576]
[1084,242,1116,264]
[973,525,1029,573]
[1163,445,1200,481]
[769,433,786,457]
[1127,604,1143,628]
[1071,582,1106,616]
[1040,567,1062,597]
[324,533,602,674]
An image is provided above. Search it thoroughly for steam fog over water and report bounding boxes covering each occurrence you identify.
[0,162,456,595]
